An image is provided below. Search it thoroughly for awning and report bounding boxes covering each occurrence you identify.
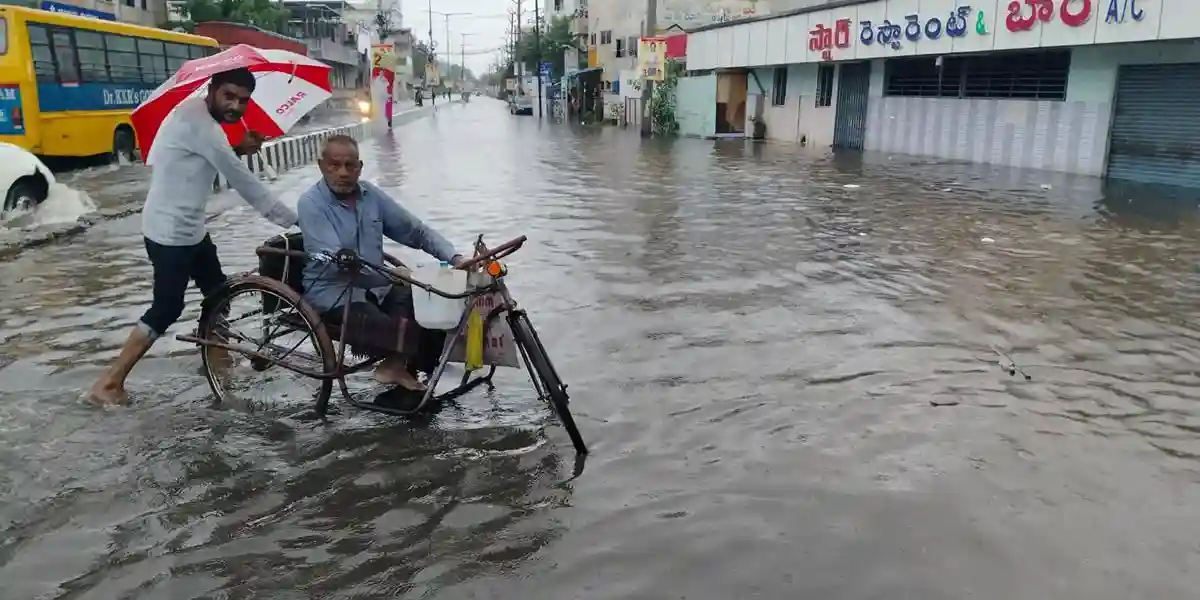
[569,67,603,77]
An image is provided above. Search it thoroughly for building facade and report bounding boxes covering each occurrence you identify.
[684,0,1200,187]
[283,0,366,89]
[587,0,764,121]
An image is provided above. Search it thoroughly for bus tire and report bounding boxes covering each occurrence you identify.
[112,127,136,163]
[4,174,48,217]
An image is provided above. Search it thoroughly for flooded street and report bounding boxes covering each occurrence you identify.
[2,99,1200,599]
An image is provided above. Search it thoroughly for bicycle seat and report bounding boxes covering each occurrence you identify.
[259,231,307,298]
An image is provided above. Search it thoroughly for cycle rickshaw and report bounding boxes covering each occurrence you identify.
[175,233,588,455]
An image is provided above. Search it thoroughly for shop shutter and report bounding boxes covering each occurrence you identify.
[1108,63,1200,188]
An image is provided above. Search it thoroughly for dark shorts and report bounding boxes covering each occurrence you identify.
[138,235,227,339]
[324,286,437,363]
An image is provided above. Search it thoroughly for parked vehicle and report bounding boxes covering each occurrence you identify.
[0,142,53,218]
[0,6,219,162]
[509,93,533,115]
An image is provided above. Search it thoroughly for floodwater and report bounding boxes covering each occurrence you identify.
[2,99,1200,599]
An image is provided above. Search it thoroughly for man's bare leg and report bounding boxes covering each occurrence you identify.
[89,326,155,406]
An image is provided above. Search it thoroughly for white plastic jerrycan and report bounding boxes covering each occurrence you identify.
[412,261,468,330]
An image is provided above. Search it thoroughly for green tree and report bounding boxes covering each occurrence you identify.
[411,39,436,84]
[178,0,289,34]
[514,16,577,79]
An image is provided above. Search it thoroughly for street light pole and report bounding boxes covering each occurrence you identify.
[460,33,475,89]
[640,0,657,136]
[427,0,435,105]
[534,0,542,118]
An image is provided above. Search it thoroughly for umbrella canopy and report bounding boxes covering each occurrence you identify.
[132,44,333,161]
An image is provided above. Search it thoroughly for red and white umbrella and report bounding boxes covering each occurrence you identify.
[132,44,333,161]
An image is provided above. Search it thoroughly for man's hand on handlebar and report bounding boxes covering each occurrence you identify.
[450,255,467,270]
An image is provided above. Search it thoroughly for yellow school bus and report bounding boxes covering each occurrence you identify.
[0,6,218,160]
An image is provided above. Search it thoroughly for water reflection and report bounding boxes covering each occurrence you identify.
[1,100,1199,599]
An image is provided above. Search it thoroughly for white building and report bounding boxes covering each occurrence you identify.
[586,0,764,120]
[683,0,1200,187]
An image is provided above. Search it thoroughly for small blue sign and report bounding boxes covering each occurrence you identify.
[539,61,551,75]
[0,85,24,136]
[40,1,116,21]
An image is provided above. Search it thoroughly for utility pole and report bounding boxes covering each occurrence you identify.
[640,0,657,137]
[534,0,542,118]
[460,33,475,90]
[515,0,522,85]
[427,0,435,105]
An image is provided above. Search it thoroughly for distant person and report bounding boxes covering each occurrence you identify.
[88,68,297,406]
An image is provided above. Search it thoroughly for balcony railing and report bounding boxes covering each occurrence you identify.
[571,15,587,36]
[305,37,361,65]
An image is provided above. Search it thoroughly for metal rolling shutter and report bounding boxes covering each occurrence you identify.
[1107,63,1200,187]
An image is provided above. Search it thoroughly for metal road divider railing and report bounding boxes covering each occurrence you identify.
[214,121,369,190]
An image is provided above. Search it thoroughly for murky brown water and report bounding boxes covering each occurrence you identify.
[2,99,1200,599]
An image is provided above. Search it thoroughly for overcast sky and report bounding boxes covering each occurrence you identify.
[400,0,529,75]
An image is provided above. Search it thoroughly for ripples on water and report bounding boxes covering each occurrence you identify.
[1,101,1199,599]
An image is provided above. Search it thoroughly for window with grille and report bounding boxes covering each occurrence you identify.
[600,30,612,44]
[628,36,638,57]
[815,64,834,107]
[106,34,140,82]
[51,30,79,83]
[771,67,787,106]
[75,30,107,82]
[884,50,1070,101]
[29,25,55,83]
[615,37,624,57]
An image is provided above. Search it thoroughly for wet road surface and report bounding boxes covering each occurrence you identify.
[2,98,1200,599]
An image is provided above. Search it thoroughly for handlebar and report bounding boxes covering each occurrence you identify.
[255,235,527,298]
[457,235,526,270]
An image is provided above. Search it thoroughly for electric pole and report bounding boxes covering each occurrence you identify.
[427,0,435,105]
[640,0,656,136]
[515,0,522,85]
[534,0,542,118]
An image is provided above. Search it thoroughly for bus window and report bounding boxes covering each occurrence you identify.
[188,44,206,59]
[76,30,107,82]
[136,38,165,81]
[51,30,78,83]
[0,17,7,55]
[165,42,188,73]
[136,38,165,84]
[29,25,55,82]
[105,34,139,82]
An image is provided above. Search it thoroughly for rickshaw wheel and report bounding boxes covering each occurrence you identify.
[197,275,337,414]
[508,311,587,454]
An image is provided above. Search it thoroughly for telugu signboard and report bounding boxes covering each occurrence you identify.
[370,43,397,72]
[638,37,667,81]
[687,0,1176,71]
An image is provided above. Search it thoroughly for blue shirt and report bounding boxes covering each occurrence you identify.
[297,180,459,313]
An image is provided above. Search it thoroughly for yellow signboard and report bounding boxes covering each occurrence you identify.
[587,45,598,68]
[638,37,666,81]
[370,43,397,72]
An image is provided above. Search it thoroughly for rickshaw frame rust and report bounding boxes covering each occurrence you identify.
[176,234,588,455]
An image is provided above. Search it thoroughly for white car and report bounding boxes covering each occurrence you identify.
[509,93,533,115]
[0,142,53,218]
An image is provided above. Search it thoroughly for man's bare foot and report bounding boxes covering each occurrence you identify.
[88,380,130,406]
[374,363,426,391]
[208,347,235,370]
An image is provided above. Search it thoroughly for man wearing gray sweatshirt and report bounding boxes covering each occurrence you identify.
[89,68,298,406]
